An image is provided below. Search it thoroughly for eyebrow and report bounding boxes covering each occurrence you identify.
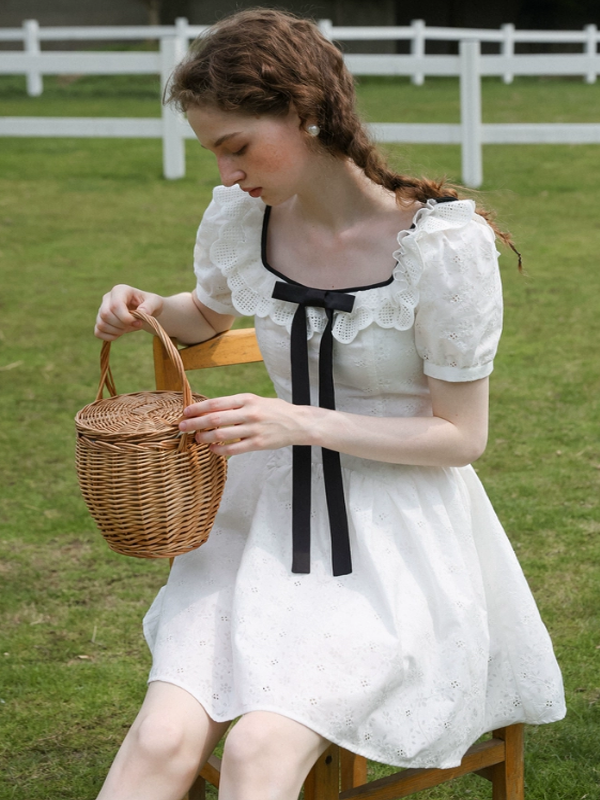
[200,131,242,150]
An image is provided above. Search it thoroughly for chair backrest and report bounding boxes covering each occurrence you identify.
[153,328,263,391]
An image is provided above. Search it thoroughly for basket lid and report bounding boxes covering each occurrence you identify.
[75,390,205,443]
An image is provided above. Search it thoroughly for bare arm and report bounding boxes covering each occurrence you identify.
[94,285,234,344]
[179,375,490,468]
[304,376,489,466]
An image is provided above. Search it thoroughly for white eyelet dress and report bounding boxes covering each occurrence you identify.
[143,185,566,769]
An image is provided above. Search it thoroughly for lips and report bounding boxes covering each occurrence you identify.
[242,187,262,198]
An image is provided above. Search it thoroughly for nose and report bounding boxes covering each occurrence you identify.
[217,157,246,188]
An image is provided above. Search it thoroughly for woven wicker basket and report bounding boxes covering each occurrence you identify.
[75,310,227,559]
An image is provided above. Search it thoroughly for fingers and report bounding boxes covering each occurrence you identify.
[198,427,251,450]
[135,294,163,317]
[179,395,274,455]
[95,285,141,338]
[180,395,254,428]
[94,315,140,341]
[179,395,252,437]
[94,285,163,341]
[177,394,304,455]
[206,438,253,457]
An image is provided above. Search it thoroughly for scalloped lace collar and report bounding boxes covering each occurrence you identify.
[207,185,476,344]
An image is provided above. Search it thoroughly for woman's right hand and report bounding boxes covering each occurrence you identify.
[94,284,164,341]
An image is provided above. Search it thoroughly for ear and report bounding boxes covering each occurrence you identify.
[285,105,303,129]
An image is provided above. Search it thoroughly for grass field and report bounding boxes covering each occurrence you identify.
[1,74,600,799]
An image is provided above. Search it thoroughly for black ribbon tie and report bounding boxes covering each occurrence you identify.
[271,281,356,576]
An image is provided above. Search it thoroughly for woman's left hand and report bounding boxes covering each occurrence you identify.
[179,394,311,456]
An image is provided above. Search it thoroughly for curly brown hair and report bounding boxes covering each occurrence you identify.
[167,7,517,258]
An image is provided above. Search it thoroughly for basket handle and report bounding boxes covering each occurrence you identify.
[96,309,193,413]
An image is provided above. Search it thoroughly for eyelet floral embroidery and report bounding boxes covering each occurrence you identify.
[142,186,565,773]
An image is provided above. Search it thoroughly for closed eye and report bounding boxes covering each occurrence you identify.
[233,145,248,156]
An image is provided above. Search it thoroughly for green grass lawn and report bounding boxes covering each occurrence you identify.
[1,75,600,799]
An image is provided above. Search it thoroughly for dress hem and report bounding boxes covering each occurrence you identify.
[145,674,540,771]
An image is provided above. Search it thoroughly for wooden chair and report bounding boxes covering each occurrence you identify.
[153,328,525,800]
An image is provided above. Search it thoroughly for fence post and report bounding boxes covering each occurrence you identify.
[459,40,483,188]
[585,24,597,84]
[161,36,187,180]
[175,16,190,50]
[23,19,43,97]
[411,19,425,86]
[501,23,514,84]
[318,19,334,40]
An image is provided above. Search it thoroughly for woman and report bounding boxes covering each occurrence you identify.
[94,9,565,800]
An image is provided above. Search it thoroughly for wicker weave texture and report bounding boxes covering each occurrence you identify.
[75,311,227,559]
[75,391,190,442]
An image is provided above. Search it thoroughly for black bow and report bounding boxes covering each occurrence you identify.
[272,281,356,576]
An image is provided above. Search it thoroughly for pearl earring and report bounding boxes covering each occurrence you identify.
[307,124,321,137]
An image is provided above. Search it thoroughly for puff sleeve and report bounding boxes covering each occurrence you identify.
[411,202,503,382]
[193,193,240,316]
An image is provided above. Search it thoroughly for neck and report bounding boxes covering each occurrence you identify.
[286,155,396,232]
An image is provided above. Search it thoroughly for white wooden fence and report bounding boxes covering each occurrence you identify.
[0,37,189,180]
[325,19,599,85]
[0,18,199,96]
[0,22,599,186]
[1,18,599,94]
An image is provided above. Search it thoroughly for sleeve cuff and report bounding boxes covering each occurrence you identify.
[194,285,238,317]
[423,360,494,382]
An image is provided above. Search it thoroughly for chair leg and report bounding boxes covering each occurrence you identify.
[340,749,368,791]
[304,744,340,800]
[491,724,524,800]
[182,752,222,800]
[186,774,206,800]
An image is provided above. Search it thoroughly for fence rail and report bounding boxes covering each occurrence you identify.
[1,18,599,93]
[0,18,204,43]
[1,30,599,185]
[1,18,597,46]
[0,51,159,74]
[2,50,597,79]
[344,52,600,76]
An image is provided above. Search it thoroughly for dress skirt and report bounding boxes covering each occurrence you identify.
[143,447,566,769]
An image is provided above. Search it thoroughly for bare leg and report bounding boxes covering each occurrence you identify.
[97,681,231,800]
[219,711,330,800]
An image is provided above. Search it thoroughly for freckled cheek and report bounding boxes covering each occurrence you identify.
[254,145,299,175]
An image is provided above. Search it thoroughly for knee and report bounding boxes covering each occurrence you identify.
[221,715,328,800]
[223,719,279,773]
[132,711,199,776]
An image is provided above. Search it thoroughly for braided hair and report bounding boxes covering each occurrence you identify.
[168,8,518,258]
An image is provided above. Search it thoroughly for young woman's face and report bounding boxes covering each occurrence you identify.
[186,104,315,206]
